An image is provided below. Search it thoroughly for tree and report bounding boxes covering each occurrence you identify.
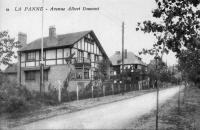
[178,49,200,86]
[136,0,200,55]
[0,31,20,69]
[95,59,110,81]
[148,57,170,84]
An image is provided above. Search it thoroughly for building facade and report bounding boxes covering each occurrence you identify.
[17,27,110,92]
[109,50,148,86]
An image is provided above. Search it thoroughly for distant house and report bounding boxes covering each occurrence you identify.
[109,50,147,83]
[17,26,110,92]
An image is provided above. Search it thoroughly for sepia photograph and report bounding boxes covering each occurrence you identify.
[0,0,200,129]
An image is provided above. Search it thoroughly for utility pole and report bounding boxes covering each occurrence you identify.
[40,0,44,94]
[122,22,125,95]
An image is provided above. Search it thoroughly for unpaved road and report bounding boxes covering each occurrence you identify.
[14,86,183,129]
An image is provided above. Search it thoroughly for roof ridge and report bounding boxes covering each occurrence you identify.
[32,30,93,43]
[58,30,92,36]
[19,30,93,52]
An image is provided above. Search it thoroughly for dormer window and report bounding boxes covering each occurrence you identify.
[26,52,35,61]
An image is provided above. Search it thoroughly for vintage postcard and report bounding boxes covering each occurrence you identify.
[0,0,200,129]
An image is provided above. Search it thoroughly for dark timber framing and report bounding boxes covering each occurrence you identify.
[19,31,109,80]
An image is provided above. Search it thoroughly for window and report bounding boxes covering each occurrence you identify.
[94,71,97,78]
[25,71,36,81]
[64,48,70,58]
[46,50,56,59]
[96,55,99,62]
[87,53,91,59]
[135,65,138,69]
[84,69,89,79]
[91,54,94,62]
[39,51,46,61]
[26,52,35,61]
[77,51,84,62]
[76,69,83,79]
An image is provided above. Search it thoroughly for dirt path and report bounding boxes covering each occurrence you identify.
[0,88,157,129]
[13,86,182,129]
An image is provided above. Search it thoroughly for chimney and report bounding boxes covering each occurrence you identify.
[49,26,56,39]
[125,49,127,59]
[115,51,120,55]
[48,26,57,46]
[18,32,27,47]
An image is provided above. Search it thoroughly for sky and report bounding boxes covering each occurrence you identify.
[0,0,177,69]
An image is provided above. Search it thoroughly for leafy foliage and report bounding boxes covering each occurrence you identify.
[136,0,200,55]
[178,49,200,84]
[0,31,20,68]
[95,59,110,81]
[148,58,168,80]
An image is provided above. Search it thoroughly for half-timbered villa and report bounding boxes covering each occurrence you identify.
[109,50,148,88]
[17,26,110,92]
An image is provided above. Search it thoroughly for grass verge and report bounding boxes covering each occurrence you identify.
[126,85,200,130]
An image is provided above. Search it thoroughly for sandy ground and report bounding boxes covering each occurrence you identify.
[127,85,200,130]
[12,86,182,129]
[0,88,158,129]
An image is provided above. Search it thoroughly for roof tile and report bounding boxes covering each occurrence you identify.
[110,52,146,66]
[19,30,92,51]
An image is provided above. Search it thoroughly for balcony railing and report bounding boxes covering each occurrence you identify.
[72,57,91,68]
[74,57,91,63]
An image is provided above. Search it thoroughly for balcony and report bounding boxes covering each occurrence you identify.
[73,57,91,68]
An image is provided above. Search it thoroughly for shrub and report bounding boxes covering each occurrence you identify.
[79,88,92,99]
[31,89,59,105]
[6,96,29,113]
[61,87,69,102]
[17,86,33,101]
[68,91,77,101]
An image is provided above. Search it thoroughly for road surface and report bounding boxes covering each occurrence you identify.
[14,86,183,129]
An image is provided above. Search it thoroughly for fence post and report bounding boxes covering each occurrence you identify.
[103,85,105,96]
[76,84,79,101]
[118,83,121,93]
[58,80,61,103]
[138,82,140,90]
[112,84,114,95]
[131,83,133,91]
[92,85,94,98]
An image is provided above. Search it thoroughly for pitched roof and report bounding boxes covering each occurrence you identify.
[4,64,18,74]
[110,51,146,66]
[19,30,92,52]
